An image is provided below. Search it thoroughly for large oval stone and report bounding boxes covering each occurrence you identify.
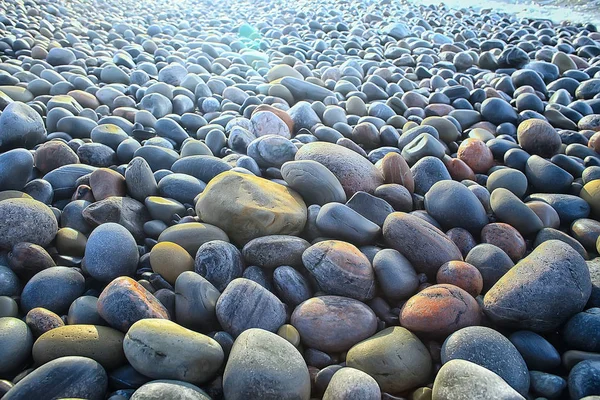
[441,326,530,395]
[291,296,377,353]
[424,180,488,233]
[97,277,169,332]
[302,240,375,301]
[281,160,346,205]
[195,171,307,246]
[21,267,85,314]
[84,222,139,282]
[158,223,229,256]
[32,325,125,369]
[0,317,33,375]
[216,278,286,337]
[432,359,525,400]
[2,356,108,400]
[0,198,58,249]
[242,235,310,270]
[483,240,592,332]
[400,284,481,337]
[346,326,432,393]
[223,328,311,400]
[383,212,463,278]
[124,319,223,384]
[295,142,384,197]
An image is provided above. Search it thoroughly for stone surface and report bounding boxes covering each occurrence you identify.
[84,222,139,282]
[0,198,58,249]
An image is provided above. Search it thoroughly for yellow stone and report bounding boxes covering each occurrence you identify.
[150,241,194,284]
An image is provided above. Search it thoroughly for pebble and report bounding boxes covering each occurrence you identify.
[0,102,46,151]
[0,199,58,249]
[484,240,591,331]
[174,271,220,332]
[281,160,346,205]
[569,360,600,399]
[441,326,530,395]
[196,171,307,245]
[21,267,85,314]
[150,241,194,285]
[124,319,223,384]
[322,367,381,400]
[84,222,139,282]
[346,326,432,393]
[25,308,64,337]
[223,328,311,400]
[0,317,33,374]
[432,359,525,400]
[291,295,377,353]
[400,284,482,337]
[130,380,211,400]
[302,240,375,301]
[216,278,286,337]
[33,325,126,369]
[97,277,169,332]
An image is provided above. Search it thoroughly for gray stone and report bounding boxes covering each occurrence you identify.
[194,240,244,291]
[0,102,46,151]
[84,223,139,282]
[242,235,309,270]
[0,149,33,191]
[175,271,221,331]
[0,198,58,249]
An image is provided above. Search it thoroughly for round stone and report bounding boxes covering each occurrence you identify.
[291,296,377,353]
[480,223,527,262]
[281,160,346,205]
[21,267,85,314]
[0,198,58,249]
[457,138,494,174]
[174,271,220,332]
[150,241,194,285]
[33,325,126,369]
[322,367,381,400]
[0,317,33,374]
[223,328,311,400]
[517,119,561,157]
[84,223,139,282]
[400,284,481,337]
[25,307,64,337]
[124,319,223,384]
[131,380,211,400]
[436,261,484,297]
[346,326,432,393]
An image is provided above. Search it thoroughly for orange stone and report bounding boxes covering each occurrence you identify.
[457,138,494,174]
[436,261,484,297]
[399,284,481,337]
[443,156,476,182]
[481,222,526,262]
[376,152,414,193]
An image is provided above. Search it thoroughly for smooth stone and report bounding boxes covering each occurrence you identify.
[400,284,481,337]
[383,212,463,278]
[375,152,414,193]
[424,180,488,233]
[82,196,149,242]
[346,326,432,393]
[527,193,590,224]
[84,223,139,282]
[195,171,307,246]
[247,135,297,168]
[0,102,46,151]
[436,261,484,297]
[0,266,19,297]
[465,243,514,292]
[322,367,381,400]
[157,173,204,205]
[34,141,79,175]
[582,180,600,217]
[150,241,193,285]
[0,199,58,249]
[43,164,96,199]
[25,307,64,337]
[2,356,108,400]
[7,242,56,280]
[483,240,591,332]
[131,380,210,400]
[410,156,452,195]
[295,142,384,197]
[517,119,562,157]
[281,160,346,205]
[432,359,525,400]
[67,296,104,326]
[241,235,309,270]
[280,76,335,102]
[534,227,588,259]
[171,155,231,183]
[441,326,530,395]
[216,278,286,337]
[481,98,518,125]
[490,188,544,236]
[563,308,600,352]
[291,295,377,353]
[401,133,446,165]
[33,325,125,369]
[0,149,33,191]
[145,196,186,224]
[525,155,573,193]
[124,319,223,384]
[480,223,526,262]
[223,328,311,400]
[529,371,566,399]
[194,240,243,291]
[273,266,312,307]
[316,203,381,246]
[21,267,85,314]
[569,360,600,399]
[509,331,561,371]
[0,317,33,374]
[346,191,394,227]
[89,168,126,200]
[158,223,229,256]
[97,277,169,332]
[572,218,600,251]
[174,271,220,331]
[372,248,419,301]
[457,138,494,174]
[486,168,528,198]
[133,145,179,172]
[302,240,375,301]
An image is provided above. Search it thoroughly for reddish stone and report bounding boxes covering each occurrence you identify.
[446,227,477,258]
[253,104,294,134]
[443,156,476,182]
[34,141,79,174]
[89,168,126,200]
[25,307,64,337]
[399,284,481,337]
[589,131,600,153]
[97,277,169,332]
[376,152,414,194]
[457,138,494,174]
[436,261,484,297]
[481,222,527,262]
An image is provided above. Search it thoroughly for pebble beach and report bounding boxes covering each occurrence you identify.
[0,0,600,398]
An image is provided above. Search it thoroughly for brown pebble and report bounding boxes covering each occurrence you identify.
[446,228,477,258]
[33,141,79,174]
[480,223,527,262]
[436,261,483,298]
[25,307,65,337]
[457,138,494,174]
[443,156,476,182]
[89,168,126,201]
[376,152,414,193]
